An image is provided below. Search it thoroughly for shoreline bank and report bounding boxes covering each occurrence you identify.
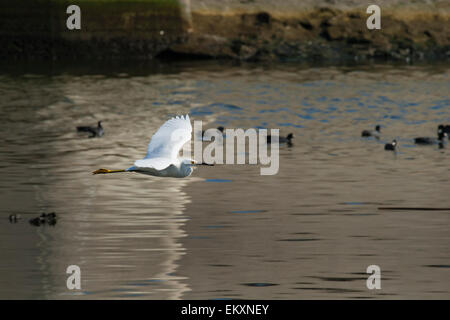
[1,0,449,63]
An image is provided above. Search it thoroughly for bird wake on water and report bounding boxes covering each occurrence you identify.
[93,115,210,178]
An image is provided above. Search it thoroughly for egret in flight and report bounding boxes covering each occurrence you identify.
[93,115,204,178]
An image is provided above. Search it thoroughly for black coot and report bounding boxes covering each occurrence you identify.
[361,125,380,138]
[267,133,294,145]
[414,125,446,145]
[77,121,104,138]
[201,126,224,140]
[441,124,450,140]
[29,212,57,226]
[9,214,21,223]
[384,140,397,151]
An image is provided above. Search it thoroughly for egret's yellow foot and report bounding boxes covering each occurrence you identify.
[92,168,125,175]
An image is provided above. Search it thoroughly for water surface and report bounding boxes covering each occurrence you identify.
[0,61,449,299]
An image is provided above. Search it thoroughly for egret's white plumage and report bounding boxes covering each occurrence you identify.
[145,115,192,160]
[93,115,197,178]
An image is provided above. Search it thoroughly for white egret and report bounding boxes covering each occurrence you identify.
[93,114,203,178]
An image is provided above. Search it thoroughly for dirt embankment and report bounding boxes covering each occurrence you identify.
[167,0,450,62]
[2,0,449,62]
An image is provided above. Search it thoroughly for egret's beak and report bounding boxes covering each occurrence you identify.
[93,168,126,174]
[198,162,214,166]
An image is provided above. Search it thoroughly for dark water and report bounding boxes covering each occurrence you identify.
[0,61,449,299]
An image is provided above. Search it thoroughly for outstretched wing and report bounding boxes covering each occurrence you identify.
[145,114,192,160]
[132,157,174,171]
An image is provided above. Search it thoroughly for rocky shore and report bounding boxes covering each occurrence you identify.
[1,0,449,62]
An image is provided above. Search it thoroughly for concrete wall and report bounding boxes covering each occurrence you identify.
[0,0,187,59]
